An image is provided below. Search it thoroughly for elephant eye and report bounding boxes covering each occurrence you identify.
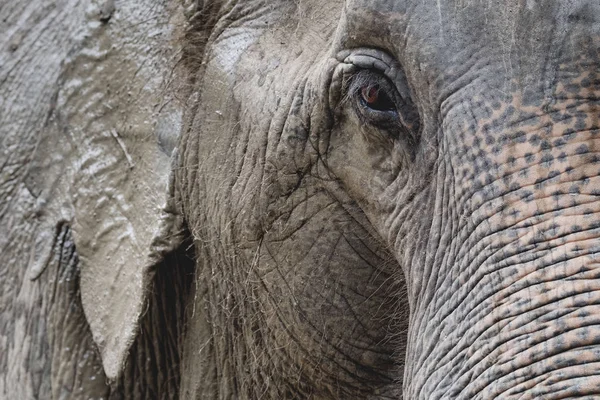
[359,85,396,112]
[347,70,419,139]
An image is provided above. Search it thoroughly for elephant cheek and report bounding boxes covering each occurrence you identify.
[186,171,407,397]
[238,197,403,394]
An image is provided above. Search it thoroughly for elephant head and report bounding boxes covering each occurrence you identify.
[69,0,600,398]
[164,0,600,397]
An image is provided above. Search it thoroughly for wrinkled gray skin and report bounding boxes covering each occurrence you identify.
[3,0,600,399]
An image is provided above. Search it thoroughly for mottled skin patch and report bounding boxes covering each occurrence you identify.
[175,0,600,399]
[398,56,600,399]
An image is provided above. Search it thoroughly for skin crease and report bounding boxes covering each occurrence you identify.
[4,0,583,398]
[9,0,594,398]
[170,0,600,398]
[6,1,598,397]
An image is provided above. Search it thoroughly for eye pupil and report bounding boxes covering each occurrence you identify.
[362,86,379,104]
[359,84,395,112]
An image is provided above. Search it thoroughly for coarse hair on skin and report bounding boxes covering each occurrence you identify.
[180,0,224,81]
[173,2,413,397]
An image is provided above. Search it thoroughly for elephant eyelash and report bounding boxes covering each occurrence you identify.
[343,70,420,143]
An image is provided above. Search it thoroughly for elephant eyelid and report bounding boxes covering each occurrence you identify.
[335,48,421,141]
[340,49,414,101]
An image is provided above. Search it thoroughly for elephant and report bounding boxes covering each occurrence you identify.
[2,0,600,399]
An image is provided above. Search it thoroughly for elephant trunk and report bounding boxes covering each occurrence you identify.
[398,86,600,398]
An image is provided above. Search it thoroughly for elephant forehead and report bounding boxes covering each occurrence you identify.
[343,0,600,41]
[340,0,600,95]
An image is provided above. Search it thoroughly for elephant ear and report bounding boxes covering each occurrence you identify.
[26,1,193,381]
